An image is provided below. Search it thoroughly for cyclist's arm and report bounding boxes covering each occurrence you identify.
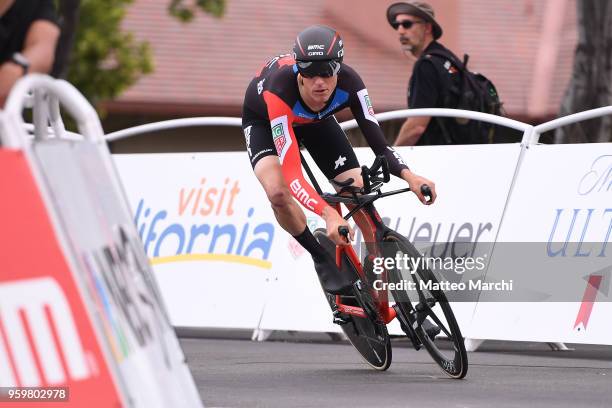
[344,68,410,177]
[262,91,329,216]
[345,70,436,203]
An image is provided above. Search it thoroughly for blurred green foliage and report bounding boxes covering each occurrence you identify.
[65,0,152,112]
[62,0,225,114]
[169,0,225,22]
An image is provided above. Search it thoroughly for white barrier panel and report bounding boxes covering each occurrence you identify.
[470,143,612,344]
[113,152,342,334]
[1,75,203,407]
[112,153,286,329]
[258,144,522,335]
[114,143,522,336]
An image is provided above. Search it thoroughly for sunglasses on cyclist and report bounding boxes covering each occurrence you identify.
[391,20,424,30]
[296,59,341,78]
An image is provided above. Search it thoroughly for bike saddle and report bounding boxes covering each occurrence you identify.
[330,178,362,195]
[331,177,354,187]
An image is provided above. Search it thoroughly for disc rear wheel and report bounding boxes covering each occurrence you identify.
[313,228,392,371]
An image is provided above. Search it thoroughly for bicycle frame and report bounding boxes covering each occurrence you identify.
[301,151,412,325]
[326,195,398,324]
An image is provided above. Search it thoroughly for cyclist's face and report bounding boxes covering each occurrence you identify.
[300,74,338,105]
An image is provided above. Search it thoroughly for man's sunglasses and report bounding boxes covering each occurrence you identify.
[391,20,424,30]
[296,60,341,78]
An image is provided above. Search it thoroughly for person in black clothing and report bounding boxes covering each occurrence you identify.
[387,2,464,146]
[0,0,60,107]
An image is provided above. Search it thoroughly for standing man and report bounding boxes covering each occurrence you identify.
[0,0,60,107]
[387,2,464,146]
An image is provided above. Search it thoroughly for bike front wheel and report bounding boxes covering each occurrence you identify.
[382,231,468,379]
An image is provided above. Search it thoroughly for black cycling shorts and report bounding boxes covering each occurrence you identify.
[242,115,360,180]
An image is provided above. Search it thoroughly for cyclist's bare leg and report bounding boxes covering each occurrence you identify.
[255,157,355,293]
[332,168,377,253]
[254,156,306,235]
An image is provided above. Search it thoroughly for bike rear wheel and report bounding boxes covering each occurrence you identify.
[313,228,392,371]
[382,231,468,379]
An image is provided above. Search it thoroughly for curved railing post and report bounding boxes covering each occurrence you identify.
[3,74,103,147]
[339,108,533,143]
[532,106,612,143]
[105,117,243,142]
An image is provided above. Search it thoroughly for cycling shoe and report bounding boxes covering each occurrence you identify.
[313,254,355,295]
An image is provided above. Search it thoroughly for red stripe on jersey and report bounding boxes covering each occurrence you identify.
[262,91,328,216]
[278,55,296,68]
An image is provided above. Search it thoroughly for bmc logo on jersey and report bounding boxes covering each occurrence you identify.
[290,179,318,211]
[0,277,92,387]
[270,116,293,164]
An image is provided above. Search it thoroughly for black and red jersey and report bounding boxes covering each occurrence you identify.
[243,55,409,216]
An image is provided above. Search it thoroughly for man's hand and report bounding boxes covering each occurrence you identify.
[322,206,354,246]
[401,169,437,205]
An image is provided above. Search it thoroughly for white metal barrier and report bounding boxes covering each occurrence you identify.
[3,75,103,147]
[105,116,243,142]
[26,93,606,352]
[1,75,203,407]
[105,106,612,352]
[532,105,612,143]
[102,108,534,142]
[340,108,534,142]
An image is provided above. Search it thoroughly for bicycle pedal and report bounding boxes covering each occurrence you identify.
[333,316,351,325]
[354,287,383,324]
[332,309,351,325]
[421,319,441,340]
[415,298,436,312]
[393,305,422,350]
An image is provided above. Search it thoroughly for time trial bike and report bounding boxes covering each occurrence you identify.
[302,154,468,378]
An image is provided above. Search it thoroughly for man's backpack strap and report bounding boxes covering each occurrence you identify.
[424,49,468,71]
[419,49,468,145]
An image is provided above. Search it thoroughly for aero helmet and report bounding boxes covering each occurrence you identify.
[293,25,344,78]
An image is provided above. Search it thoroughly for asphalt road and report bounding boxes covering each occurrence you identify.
[181,334,612,408]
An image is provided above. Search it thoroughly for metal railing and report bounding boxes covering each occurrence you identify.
[1,74,104,148]
[105,117,243,142]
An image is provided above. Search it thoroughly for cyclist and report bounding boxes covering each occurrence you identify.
[242,25,437,297]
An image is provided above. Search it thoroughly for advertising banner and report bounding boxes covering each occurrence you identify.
[32,142,202,407]
[470,143,612,344]
[0,149,123,407]
[114,143,521,336]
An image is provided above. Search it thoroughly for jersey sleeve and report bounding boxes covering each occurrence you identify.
[34,0,60,26]
[344,66,410,177]
[262,90,328,216]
